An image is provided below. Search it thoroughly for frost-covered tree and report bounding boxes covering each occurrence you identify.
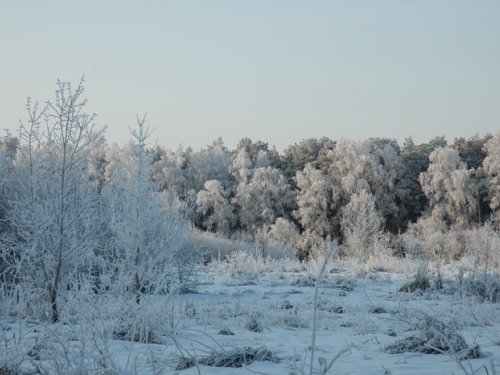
[105,116,191,303]
[453,134,492,170]
[86,136,110,193]
[293,163,340,238]
[196,179,235,236]
[341,190,382,258]
[452,134,492,223]
[267,218,301,250]
[452,134,493,223]
[326,138,403,231]
[419,147,478,228]
[365,138,407,231]
[399,136,450,226]
[0,137,19,284]
[151,145,189,197]
[326,139,371,199]
[183,138,235,206]
[400,137,429,225]
[233,166,295,235]
[281,137,335,179]
[0,134,19,161]
[235,138,271,163]
[3,79,105,322]
[483,132,500,228]
[231,148,253,183]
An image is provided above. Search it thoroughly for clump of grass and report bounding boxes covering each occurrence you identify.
[316,301,344,314]
[176,346,278,369]
[291,275,317,288]
[332,276,356,292]
[244,317,263,333]
[112,306,162,344]
[274,313,308,329]
[399,263,430,293]
[218,328,234,336]
[385,313,481,360]
[112,318,157,344]
[201,346,278,367]
[457,268,500,303]
[369,306,388,314]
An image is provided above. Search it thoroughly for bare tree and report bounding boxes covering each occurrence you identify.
[4,78,105,322]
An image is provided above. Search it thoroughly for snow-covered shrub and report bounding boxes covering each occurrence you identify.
[170,236,203,293]
[332,232,394,279]
[0,319,122,375]
[190,230,239,262]
[464,222,500,270]
[451,224,500,302]
[0,327,28,375]
[401,217,466,261]
[0,283,50,321]
[456,268,500,303]
[223,250,262,284]
[296,230,330,262]
[254,218,300,259]
[40,325,121,375]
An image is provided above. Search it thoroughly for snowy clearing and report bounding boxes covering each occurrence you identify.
[2,259,500,375]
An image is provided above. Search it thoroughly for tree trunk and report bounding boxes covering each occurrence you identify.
[134,272,141,304]
[50,286,59,323]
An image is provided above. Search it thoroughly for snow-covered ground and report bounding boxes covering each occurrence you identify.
[2,258,500,375]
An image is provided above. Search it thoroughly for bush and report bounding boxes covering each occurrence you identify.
[401,217,466,261]
[464,223,500,270]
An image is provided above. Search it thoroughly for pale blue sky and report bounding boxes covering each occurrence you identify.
[1,1,499,150]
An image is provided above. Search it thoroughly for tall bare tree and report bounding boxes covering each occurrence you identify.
[5,78,105,322]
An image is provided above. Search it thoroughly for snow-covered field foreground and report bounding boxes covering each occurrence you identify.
[2,257,500,375]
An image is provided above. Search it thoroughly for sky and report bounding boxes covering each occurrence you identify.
[1,1,499,151]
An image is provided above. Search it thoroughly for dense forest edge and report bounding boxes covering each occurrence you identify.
[0,78,499,326]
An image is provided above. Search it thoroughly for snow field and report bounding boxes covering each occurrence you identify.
[2,258,500,374]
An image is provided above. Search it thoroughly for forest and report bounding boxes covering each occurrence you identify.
[1,80,500,374]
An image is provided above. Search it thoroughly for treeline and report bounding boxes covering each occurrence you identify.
[98,130,498,260]
[1,86,499,262]
[0,80,499,322]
